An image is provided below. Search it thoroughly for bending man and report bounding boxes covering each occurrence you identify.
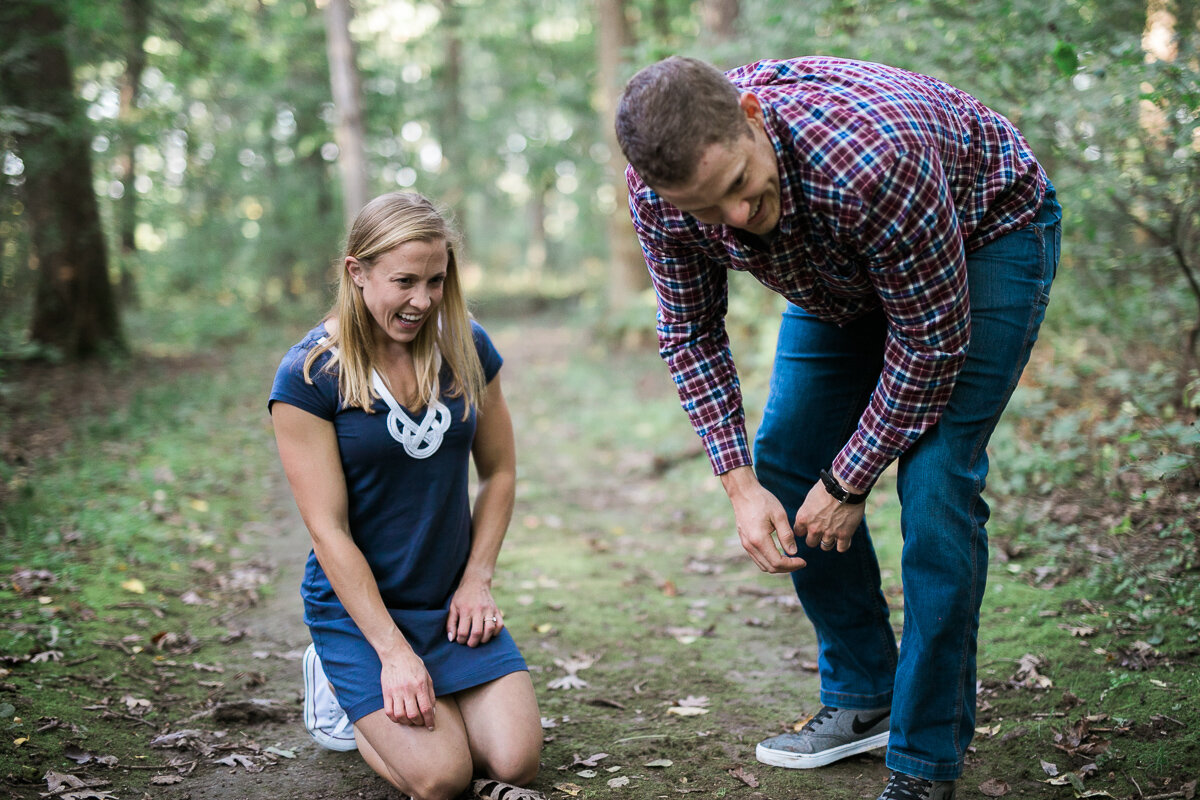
[615,56,1061,800]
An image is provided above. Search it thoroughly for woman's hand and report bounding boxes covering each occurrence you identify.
[379,646,437,729]
[447,578,504,647]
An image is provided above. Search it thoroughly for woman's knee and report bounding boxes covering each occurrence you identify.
[486,746,540,787]
[402,761,473,800]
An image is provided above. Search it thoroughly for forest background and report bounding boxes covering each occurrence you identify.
[0,0,1198,799]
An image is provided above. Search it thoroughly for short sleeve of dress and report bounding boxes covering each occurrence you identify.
[268,331,339,421]
[471,320,503,383]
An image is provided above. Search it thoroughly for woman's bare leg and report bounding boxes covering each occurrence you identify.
[353,697,472,800]
[455,671,542,785]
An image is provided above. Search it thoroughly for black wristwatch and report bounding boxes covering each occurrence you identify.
[819,469,869,505]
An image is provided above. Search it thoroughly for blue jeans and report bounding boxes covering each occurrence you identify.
[753,185,1061,780]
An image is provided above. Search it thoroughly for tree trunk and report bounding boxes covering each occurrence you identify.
[116,0,150,303]
[324,0,369,228]
[526,184,548,280]
[0,0,123,358]
[1138,0,1176,144]
[701,0,739,43]
[595,0,649,315]
[650,0,671,38]
[438,0,469,247]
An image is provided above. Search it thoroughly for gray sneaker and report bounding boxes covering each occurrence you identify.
[755,705,889,768]
[877,771,956,800]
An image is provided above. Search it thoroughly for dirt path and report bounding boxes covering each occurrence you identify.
[157,469,394,800]
[6,312,1197,800]
[6,313,863,799]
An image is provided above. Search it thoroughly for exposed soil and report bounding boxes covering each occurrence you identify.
[148,472,397,800]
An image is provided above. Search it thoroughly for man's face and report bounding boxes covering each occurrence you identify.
[655,93,781,235]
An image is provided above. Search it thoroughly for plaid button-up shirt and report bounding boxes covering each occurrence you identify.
[626,57,1047,488]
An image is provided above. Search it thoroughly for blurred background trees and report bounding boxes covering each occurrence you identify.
[0,0,1196,399]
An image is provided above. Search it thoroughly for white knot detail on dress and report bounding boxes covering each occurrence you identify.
[372,370,451,459]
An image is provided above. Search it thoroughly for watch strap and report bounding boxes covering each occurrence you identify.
[819,468,869,505]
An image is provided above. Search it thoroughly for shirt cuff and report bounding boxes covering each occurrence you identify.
[830,430,891,492]
[703,424,753,476]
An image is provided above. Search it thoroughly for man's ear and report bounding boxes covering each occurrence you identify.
[345,257,365,287]
[739,92,765,128]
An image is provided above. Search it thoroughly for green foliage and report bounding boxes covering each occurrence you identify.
[1,0,1196,381]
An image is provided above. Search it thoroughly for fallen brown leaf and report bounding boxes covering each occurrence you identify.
[569,752,609,768]
[121,695,152,715]
[1059,624,1097,637]
[44,771,88,791]
[150,774,185,785]
[10,569,57,595]
[980,778,1010,797]
[547,674,587,690]
[1012,653,1053,689]
[585,697,626,709]
[666,706,708,716]
[212,753,260,772]
[728,766,758,788]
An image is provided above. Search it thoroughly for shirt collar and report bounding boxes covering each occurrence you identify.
[760,101,802,238]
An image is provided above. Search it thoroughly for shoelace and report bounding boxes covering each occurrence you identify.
[328,710,352,738]
[879,772,934,800]
[799,705,837,732]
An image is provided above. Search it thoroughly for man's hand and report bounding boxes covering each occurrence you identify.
[795,477,866,553]
[721,466,807,573]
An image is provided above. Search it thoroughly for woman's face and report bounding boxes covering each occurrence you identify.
[347,238,448,347]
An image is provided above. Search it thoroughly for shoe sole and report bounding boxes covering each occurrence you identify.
[755,731,889,769]
[303,645,358,752]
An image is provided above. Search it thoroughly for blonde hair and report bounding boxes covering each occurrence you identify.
[303,192,487,418]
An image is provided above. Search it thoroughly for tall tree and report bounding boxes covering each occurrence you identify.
[325,0,369,228]
[701,0,739,42]
[596,0,649,314]
[437,0,469,244]
[0,0,123,357]
[115,0,150,302]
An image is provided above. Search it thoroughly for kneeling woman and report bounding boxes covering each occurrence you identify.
[269,192,541,800]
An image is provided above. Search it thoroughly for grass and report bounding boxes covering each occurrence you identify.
[1,301,1197,799]
[0,323,293,797]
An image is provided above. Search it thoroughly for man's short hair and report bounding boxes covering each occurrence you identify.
[615,56,748,188]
